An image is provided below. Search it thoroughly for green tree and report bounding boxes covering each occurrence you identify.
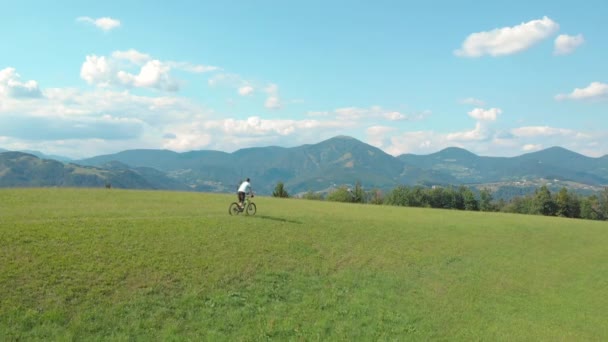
[429,187,449,209]
[272,181,289,198]
[556,187,570,217]
[555,187,581,218]
[461,186,479,211]
[599,188,608,220]
[534,185,557,216]
[479,188,494,212]
[327,186,354,203]
[503,195,535,215]
[368,189,384,205]
[302,190,323,201]
[568,193,581,218]
[410,186,430,207]
[385,186,410,206]
[580,195,601,220]
[353,181,365,203]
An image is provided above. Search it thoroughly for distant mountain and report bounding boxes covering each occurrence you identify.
[399,146,608,186]
[3,137,608,197]
[21,150,73,162]
[0,152,171,190]
[0,148,72,162]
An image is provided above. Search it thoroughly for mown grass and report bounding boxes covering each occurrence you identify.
[1,188,607,340]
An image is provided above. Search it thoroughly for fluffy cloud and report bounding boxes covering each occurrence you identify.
[202,116,344,136]
[468,108,501,121]
[555,82,608,101]
[455,16,559,57]
[0,114,144,140]
[162,116,350,152]
[117,60,178,91]
[0,68,43,98]
[554,34,584,55]
[208,73,243,87]
[77,16,121,31]
[383,131,441,156]
[375,123,605,157]
[80,50,217,92]
[112,49,151,64]
[264,84,282,110]
[80,55,113,87]
[446,122,489,142]
[238,85,254,96]
[309,106,427,122]
[511,126,576,137]
[384,111,407,121]
[366,126,397,148]
[460,97,485,106]
[0,81,207,137]
[522,144,542,152]
[173,63,219,73]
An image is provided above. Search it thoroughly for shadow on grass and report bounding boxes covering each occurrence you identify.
[252,215,302,225]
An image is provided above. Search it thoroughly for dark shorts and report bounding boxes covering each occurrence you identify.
[238,191,246,202]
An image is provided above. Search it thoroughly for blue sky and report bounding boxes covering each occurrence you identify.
[1,0,607,158]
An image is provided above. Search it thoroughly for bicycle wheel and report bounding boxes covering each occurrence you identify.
[229,202,241,215]
[246,202,257,215]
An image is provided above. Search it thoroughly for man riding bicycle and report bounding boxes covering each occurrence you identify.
[237,178,253,208]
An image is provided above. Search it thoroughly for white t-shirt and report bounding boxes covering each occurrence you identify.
[238,181,251,193]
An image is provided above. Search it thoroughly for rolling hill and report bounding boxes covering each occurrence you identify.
[0,152,167,189]
[2,136,608,196]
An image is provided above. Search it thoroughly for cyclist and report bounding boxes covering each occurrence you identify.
[237,178,253,209]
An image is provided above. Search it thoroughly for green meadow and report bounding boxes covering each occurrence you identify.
[1,188,607,340]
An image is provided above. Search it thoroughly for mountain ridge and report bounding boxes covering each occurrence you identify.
[2,136,608,196]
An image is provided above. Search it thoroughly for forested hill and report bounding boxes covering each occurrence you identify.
[2,136,608,196]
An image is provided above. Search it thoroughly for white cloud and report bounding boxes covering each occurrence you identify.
[238,85,254,96]
[0,84,215,157]
[383,111,407,121]
[265,96,281,109]
[264,84,281,109]
[468,107,501,121]
[383,131,442,156]
[447,122,489,142]
[117,60,179,91]
[0,68,42,98]
[366,126,397,148]
[555,82,608,101]
[163,116,350,152]
[334,107,368,119]
[311,106,428,122]
[80,50,217,92]
[80,55,113,87]
[554,34,584,55]
[306,111,330,117]
[522,144,542,152]
[460,97,485,106]
[112,49,151,65]
[208,73,243,87]
[511,126,575,137]
[455,16,559,57]
[169,62,219,73]
[77,16,121,32]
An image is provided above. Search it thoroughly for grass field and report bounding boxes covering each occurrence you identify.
[1,188,608,340]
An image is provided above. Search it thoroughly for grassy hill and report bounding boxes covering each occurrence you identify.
[1,188,607,340]
[5,136,608,196]
[0,152,186,190]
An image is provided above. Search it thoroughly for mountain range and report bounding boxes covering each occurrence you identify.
[1,136,607,198]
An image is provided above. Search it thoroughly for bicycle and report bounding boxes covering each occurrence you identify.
[229,195,257,216]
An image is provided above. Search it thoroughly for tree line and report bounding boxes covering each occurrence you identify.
[272,181,608,221]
